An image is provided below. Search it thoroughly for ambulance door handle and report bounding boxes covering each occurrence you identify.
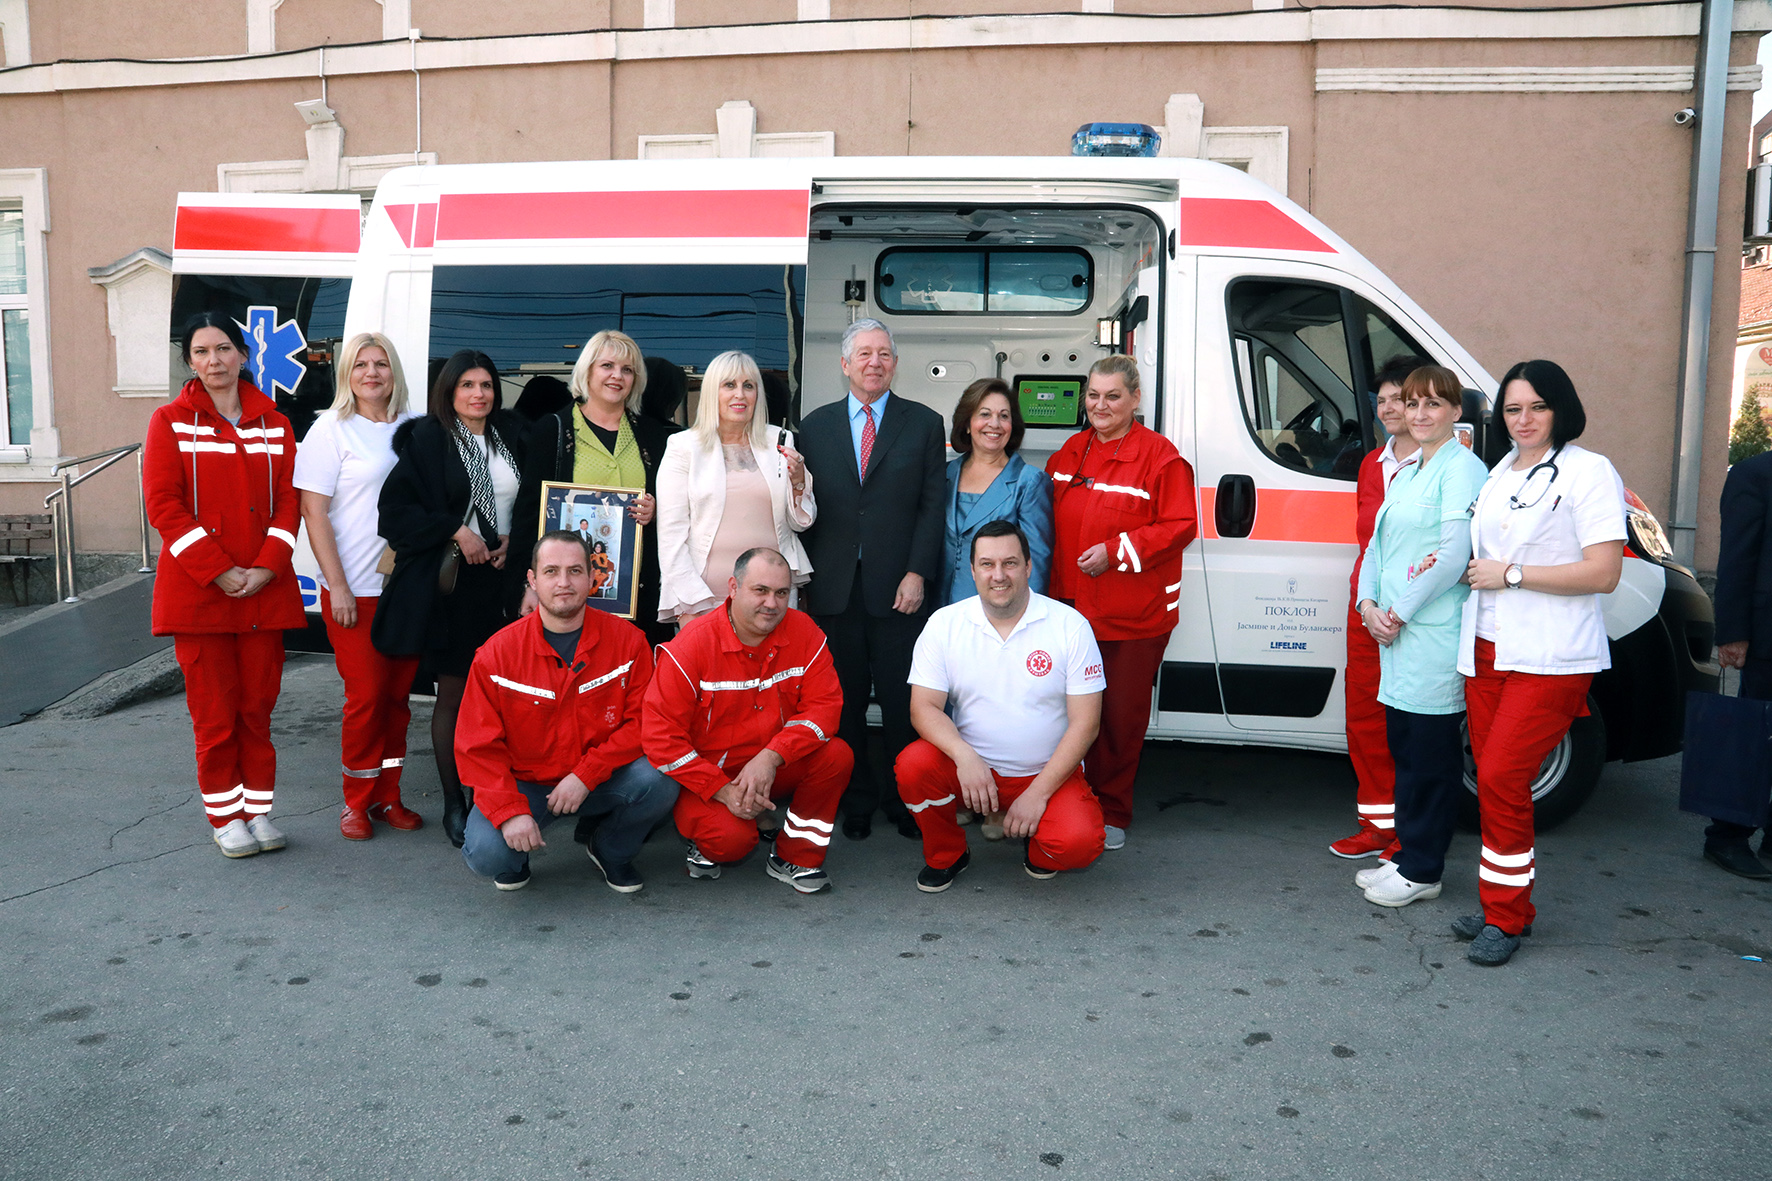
[1216,475,1255,538]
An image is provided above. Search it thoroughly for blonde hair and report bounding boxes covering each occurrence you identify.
[1087,353,1141,393]
[694,350,769,449]
[330,332,409,420]
[570,330,647,415]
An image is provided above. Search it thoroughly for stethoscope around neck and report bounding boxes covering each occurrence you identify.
[1507,447,1562,511]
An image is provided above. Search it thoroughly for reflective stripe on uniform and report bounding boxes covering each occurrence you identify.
[657,751,697,774]
[781,820,832,847]
[1092,483,1151,500]
[906,793,956,813]
[1117,532,1142,573]
[1477,865,1534,887]
[490,674,556,700]
[342,765,380,779]
[178,441,237,454]
[784,718,827,741]
[171,422,217,436]
[577,661,634,692]
[266,527,296,547]
[1481,845,1534,868]
[700,666,808,692]
[381,757,404,769]
[1358,804,1395,815]
[169,526,208,556]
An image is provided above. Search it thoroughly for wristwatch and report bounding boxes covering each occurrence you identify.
[1504,564,1524,589]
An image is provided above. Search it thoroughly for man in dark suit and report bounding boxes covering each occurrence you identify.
[798,319,948,840]
[1709,449,1772,879]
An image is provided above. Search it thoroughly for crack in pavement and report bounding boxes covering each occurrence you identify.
[0,841,202,906]
[105,793,195,851]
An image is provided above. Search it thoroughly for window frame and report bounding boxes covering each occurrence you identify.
[0,168,53,473]
[872,244,1094,317]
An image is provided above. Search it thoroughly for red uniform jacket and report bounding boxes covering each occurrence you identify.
[144,378,305,636]
[1350,447,1385,604]
[1046,422,1198,641]
[455,609,655,830]
[643,602,842,802]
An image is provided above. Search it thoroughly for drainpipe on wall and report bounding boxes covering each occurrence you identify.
[1669,0,1733,569]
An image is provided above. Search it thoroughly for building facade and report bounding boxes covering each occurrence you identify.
[0,0,1763,571]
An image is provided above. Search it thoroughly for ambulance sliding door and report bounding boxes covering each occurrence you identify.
[1191,257,1434,743]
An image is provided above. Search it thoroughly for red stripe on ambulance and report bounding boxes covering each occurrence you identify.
[384,203,439,248]
[1176,198,1334,254]
[174,205,360,254]
[434,189,811,241]
[1199,486,1356,544]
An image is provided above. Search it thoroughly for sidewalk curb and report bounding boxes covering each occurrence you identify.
[30,645,183,722]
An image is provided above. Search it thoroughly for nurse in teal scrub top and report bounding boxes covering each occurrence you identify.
[1353,365,1489,910]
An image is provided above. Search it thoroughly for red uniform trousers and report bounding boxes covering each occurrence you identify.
[896,739,1106,871]
[174,630,285,828]
[1344,603,1398,840]
[322,590,420,813]
[672,739,853,868]
[1085,634,1168,829]
[1464,638,1592,935]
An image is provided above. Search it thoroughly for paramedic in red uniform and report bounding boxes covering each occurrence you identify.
[1046,354,1197,852]
[1331,354,1427,860]
[897,521,1107,891]
[144,312,306,859]
[1460,360,1624,966]
[643,547,852,894]
[455,532,678,892]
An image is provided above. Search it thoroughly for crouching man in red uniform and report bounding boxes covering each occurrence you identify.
[897,521,1108,891]
[643,547,852,894]
[456,532,679,893]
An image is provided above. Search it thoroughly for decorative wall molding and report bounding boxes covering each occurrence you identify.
[0,0,30,68]
[1317,64,1765,94]
[246,0,286,56]
[6,4,1771,96]
[644,0,675,30]
[217,100,436,192]
[797,0,830,18]
[374,0,411,41]
[638,101,834,159]
[1201,126,1289,196]
[88,249,173,399]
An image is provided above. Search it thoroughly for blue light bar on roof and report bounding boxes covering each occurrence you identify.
[1071,122,1162,158]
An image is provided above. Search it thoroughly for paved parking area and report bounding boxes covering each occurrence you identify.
[1,654,1767,1179]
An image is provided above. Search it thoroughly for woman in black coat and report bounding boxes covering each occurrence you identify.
[375,350,527,846]
[509,330,680,646]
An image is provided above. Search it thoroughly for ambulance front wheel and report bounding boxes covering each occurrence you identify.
[1457,695,1607,833]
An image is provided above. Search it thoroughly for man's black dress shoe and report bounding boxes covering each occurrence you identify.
[1705,844,1772,880]
[842,814,871,840]
[894,815,921,840]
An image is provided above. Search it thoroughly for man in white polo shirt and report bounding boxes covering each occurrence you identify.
[895,519,1107,891]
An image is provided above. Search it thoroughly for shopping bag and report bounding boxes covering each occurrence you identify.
[1678,689,1772,828]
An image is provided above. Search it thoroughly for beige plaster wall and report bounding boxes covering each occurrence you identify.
[413,0,612,40]
[276,0,385,50]
[28,0,246,63]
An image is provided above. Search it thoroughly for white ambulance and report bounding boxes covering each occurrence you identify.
[169,156,1717,827]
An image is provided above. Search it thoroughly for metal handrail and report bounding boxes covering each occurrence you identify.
[42,443,150,603]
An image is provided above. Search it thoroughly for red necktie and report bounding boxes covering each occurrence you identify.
[859,402,877,480]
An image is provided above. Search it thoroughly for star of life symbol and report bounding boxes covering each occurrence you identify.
[237,305,308,397]
[1026,650,1053,677]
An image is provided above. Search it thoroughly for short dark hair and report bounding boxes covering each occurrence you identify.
[1497,359,1586,448]
[179,311,250,367]
[950,378,1025,456]
[734,546,790,583]
[532,529,589,569]
[429,349,503,429]
[1374,354,1431,391]
[970,519,1030,563]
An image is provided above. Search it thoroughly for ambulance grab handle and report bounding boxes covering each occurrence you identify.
[1216,474,1255,538]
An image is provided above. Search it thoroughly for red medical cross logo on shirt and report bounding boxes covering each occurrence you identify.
[1026,650,1053,677]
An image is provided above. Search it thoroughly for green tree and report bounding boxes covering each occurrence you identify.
[1732,389,1772,465]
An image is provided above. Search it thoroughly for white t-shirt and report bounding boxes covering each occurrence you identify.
[1471,463,1535,640]
[908,592,1107,777]
[480,433,520,538]
[293,409,414,596]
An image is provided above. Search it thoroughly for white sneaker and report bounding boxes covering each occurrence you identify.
[1354,861,1397,889]
[1363,870,1442,908]
[980,812,1006,841]
[1103,825,1127,851]
[213,818,260,858]
[246,815,285,851]
[956,809,975,826]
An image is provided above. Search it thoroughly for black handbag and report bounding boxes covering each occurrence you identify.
[1678,684,1772,828]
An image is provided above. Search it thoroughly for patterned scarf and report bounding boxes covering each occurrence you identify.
[450,418,518,540]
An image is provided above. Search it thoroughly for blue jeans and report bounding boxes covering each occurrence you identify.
[462,757,679,879]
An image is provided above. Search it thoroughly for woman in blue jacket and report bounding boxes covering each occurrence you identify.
[939,378,1053,605]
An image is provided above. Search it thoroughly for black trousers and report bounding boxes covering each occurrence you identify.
[814,572,926,823]
[1707,657,1772,848]
[1386,706,1465,886]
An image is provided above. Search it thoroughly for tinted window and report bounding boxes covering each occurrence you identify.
[169,275,351,441]
[876,248,1089,314]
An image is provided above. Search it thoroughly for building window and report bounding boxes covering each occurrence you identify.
[0,205,31,446]
[1760,130,1772,163]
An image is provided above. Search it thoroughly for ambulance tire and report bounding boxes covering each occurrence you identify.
[1457,694,1606,833]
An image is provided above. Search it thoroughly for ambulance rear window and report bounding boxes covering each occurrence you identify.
[875,248,1090,315]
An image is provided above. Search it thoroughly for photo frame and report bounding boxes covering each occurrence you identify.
[540,482,644,620]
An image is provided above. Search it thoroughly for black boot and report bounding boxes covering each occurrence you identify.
[442,787,468,849]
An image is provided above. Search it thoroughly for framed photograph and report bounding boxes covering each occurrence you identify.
[540,481,644,619]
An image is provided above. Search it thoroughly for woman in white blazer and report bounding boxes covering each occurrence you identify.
[1456,359,1625,968]
[656,350,816,623]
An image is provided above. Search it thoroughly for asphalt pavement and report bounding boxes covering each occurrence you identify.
[1,654,1767,1180]
[0,574,169,726]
